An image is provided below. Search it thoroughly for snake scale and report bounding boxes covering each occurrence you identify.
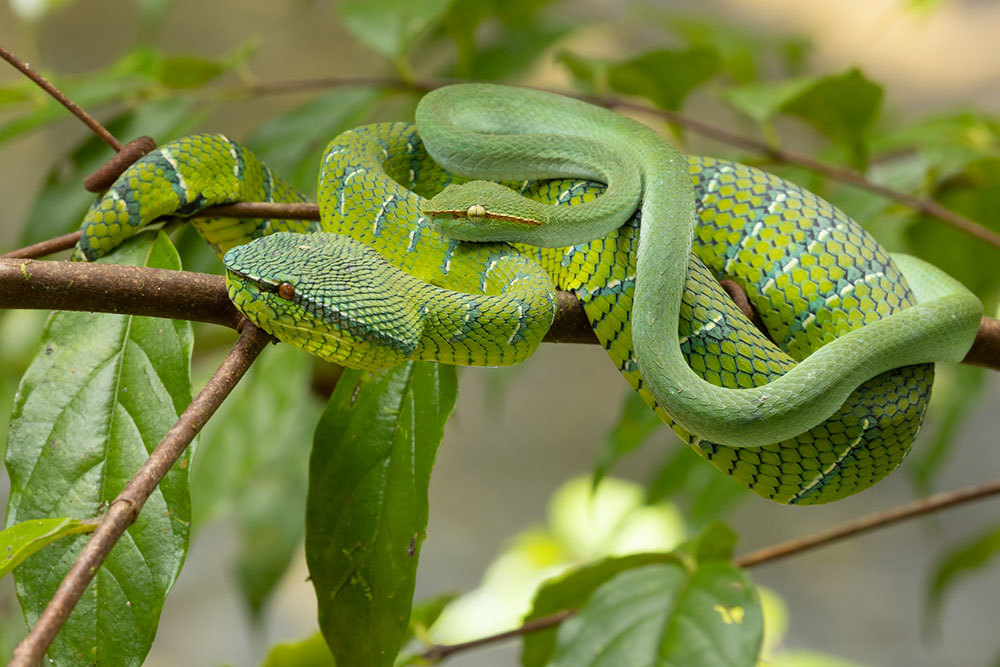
[74,84,982,505]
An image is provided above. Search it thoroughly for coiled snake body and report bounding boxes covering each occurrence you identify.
[75,84,982,504]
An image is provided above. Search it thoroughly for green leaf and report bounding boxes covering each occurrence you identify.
[155,55,225,89]
[675,521,739,563]
[261,632,336,667]
[4,231,193,666]
[608,47,720,111]
[460,24,570,81]
[338,0,455,62]
[306,362,458,666]
[667,16,762,83]
[926,525,1000,631]
[557,50,612,96]
[875,112,1000,183]
[521,553,678,667]
[549,562,762,667]
[720,77,816,127]
[247,88,381,193]
[192,344,323,616]
[20,96,203,246]
[781,68,883,169]
[0,517,96,579]
[593,391,662,487]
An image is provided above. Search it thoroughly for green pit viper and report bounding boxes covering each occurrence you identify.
[74,83,983,505]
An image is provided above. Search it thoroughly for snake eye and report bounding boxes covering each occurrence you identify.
[277,282,296,300]
[466,204,487,222]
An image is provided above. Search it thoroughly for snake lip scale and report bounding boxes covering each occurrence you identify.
[73,83,983,505]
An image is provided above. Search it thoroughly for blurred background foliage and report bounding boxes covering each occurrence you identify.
[1,0,999,664]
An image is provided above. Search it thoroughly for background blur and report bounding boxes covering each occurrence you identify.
[2,1,999,665]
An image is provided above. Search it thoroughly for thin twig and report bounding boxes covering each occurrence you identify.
[0,44,122,152]
[422,610,576,663]
[419,477,1000,662]
[733,478,1000,568]
[1,231,82,259]
[9,323,272,667]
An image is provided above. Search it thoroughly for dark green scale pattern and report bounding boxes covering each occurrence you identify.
[75,134,315,261]
[76,125,934,505]
[520,158,932,504]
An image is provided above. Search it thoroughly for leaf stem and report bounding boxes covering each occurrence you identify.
[9,322,272,667]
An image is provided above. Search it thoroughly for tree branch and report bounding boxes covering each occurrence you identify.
[419,477,1000,662]
[4,257,1000,366]
[9,322,272,667]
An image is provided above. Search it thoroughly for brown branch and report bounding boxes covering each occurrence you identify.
[733,478,1000,568]
[4,258,1000,367]
[1,231,83,259]
[420,477,1000,662]
[0,44,122,152]
[0,259,241,329]
[422,610,576,663]
[9,323,272,667]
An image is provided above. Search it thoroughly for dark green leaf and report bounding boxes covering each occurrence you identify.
[608,48,720,111]
[549,562,762,667]
[461,24,570,81]
[156,56,225,89]
[338,0,455,61]
[4,231,193,666]
[926,525,1000,630]
[667,16,761,83]
[0,517,96,579]
[261,632,335,667]
[875,112,1000,183]
[306,362,458,666]
[593,391,662,487]
[781,68,883,169]
[247,88,381,193]
[192,344,323,615]
[675,521,739,563]
[557,51,611,95]
[521,553,678,667]
[720,77,816,127]
[20,96,202,246]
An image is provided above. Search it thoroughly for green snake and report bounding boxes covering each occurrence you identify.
[74,83,983,504]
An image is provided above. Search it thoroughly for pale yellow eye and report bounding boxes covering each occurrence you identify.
[466,204,487,222]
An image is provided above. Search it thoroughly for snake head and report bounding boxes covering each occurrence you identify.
[223,232,422,369]
[422,181,550,243]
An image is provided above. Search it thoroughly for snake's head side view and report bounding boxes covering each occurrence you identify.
[223,232,424,369]
[422,181,556,244]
